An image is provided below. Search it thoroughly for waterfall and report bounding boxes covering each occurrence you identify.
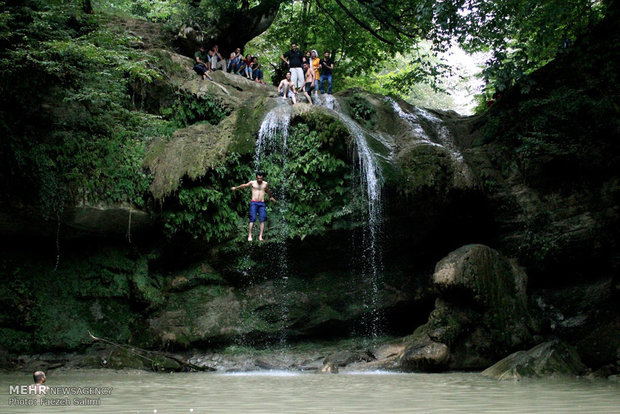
[387,97,464,161]
[254,98,390,338]
[254,104,292,171]
[313,93,339,110]
[316,97,387,337]
[254,103,293,345]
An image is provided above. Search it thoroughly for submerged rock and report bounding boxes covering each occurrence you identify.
[481,340,587,380]
[398,334,450,372]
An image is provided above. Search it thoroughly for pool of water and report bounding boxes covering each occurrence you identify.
[1,369,618,413]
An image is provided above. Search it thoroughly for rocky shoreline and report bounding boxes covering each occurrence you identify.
[3,338,617,381]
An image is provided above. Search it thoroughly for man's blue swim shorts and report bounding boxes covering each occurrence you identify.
[248,201,267,223]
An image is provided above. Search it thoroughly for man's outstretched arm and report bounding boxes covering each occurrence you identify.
[265,183,276,202]
[231,182,252,191]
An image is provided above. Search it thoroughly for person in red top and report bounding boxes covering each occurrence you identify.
[243,54,253,79]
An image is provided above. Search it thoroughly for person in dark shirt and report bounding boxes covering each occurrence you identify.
[251,57,264,84]
[193,46,212,80]
[319,51,334,94]
[280,42,304,90]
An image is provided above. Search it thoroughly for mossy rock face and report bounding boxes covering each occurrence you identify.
[143,79,275,199]
[397,244,533,372]
[145,118,237,198]
[0,248,157,353]
[433,244,528,310]
[481,340,587,380]
[398,331,451,372]
[396,143,472,195]
[148,286,243,347]
[63,204,153,237]
[147,268,415,348]
[144,95,267,199]
[231,95,269,154]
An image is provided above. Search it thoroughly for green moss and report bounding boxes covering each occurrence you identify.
[345,94,376,128]
[0,248,165,353]
[398,145,455,195]
[231,97,267,154]
[149,50,185,80]
[159,91,228,133]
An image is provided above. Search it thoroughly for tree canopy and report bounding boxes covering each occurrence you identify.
[0,0,616,226]
[95,0,611,94]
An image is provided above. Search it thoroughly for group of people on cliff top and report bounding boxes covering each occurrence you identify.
[278,42,334,105]
[192,42,334,105]
[193,45,264,83]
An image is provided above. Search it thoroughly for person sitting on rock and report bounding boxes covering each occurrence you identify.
[229,47,246,74]
[243,53,253,79]
[231,172,276,242]
[278,71,297,104]
[227,52,240,73]
[208,45,226,71]
[193,45,212,80]
[251,56,264,84]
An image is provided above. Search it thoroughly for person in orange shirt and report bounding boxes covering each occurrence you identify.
[310,50,321,95]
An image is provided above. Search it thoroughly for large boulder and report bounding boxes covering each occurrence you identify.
[396,244,533,371]
[481,340,588,380]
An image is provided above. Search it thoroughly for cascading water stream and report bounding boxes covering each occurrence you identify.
[255,104,292,169]
[387,97,464,161]
[312,93,339,110]
[254,103,293,345]
[316,97,389,337]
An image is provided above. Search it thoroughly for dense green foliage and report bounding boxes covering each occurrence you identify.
[346,94,375,126]
[0,248,159,352]
[161,114,356,242]
[235,0,610,97]
[257,116,354,239]
[0,0,232,221]
[160,91,228,130]
[161,153,253,241]
[0,1,162,215]
[462,0,608,93]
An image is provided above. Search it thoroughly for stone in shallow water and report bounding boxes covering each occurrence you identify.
[481,340,587,380]
[399,337,450,372]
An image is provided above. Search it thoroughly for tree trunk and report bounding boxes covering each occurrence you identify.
[82,0,93,14]
[206,0,284,54]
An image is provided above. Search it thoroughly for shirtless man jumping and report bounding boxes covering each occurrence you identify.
[231,173,276,241]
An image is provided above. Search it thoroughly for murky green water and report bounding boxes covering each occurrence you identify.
[1,369,618,413]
